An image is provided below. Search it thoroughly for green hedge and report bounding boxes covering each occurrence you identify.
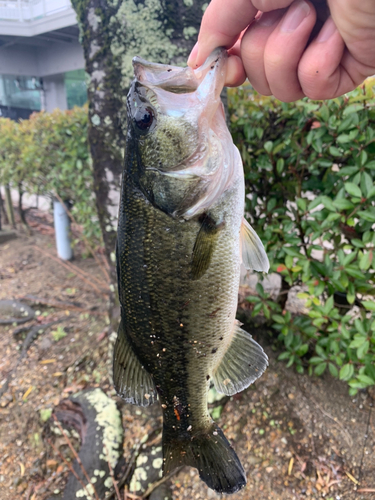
[229,79,375,394]
[1,84,374,393]
[0,106,101,245]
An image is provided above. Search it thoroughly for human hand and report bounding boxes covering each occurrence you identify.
[188,0,375,102]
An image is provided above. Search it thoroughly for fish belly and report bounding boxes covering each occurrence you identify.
[117,175,243,428]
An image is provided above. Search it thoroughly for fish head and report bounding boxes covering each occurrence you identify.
[126,49,236,218]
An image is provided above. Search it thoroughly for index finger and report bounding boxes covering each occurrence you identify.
[188,0,258,67]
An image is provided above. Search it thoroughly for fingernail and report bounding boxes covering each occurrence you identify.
[187,42,199,66]
[281,0,310,33]
[257,9,283,27]
[316,16,336,43]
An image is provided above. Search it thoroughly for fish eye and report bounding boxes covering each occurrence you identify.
[134,107,154,131]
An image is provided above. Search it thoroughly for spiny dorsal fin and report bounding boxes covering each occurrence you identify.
[241,217,269,272]
[113,320,157,406]
[213,320,268,396]
[191,214,224,280]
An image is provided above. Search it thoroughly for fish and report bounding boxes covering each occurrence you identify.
[113,48,270,495]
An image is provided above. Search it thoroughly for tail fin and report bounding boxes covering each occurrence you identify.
[163,423,246,494]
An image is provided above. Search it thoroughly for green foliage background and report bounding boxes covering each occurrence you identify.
[1,81,374,393]
[229,79,375,395]
[0,106,101,245]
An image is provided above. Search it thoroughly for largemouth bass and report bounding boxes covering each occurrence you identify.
[114,48,269,494]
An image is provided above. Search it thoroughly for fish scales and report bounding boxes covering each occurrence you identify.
[114,48,270,494]
[118,174,242,422]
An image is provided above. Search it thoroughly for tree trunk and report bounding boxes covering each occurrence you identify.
[278,277,291,311]
[18,182,30,230]
[71,0,207,270]
[5,184,16,229]
[0,189,9,227]
[0,190,3,230]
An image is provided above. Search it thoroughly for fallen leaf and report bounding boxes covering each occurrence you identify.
[46,459,58,469]
[19,462,25,476]
[345,471,359,485]
[288,457,294,475]
[22,386,33,400]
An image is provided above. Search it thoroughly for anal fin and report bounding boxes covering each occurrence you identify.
[241,217,269,272]
[113,319,157,406]
[213,320,268,396]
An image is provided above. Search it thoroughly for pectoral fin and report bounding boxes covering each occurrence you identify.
[113,319,157,406]
[213,320,268,396]
[191,214,224,280]
[241,218,269,272]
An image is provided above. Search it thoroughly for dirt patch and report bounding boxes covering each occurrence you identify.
[0,219,374,500]
[169,346,374,500]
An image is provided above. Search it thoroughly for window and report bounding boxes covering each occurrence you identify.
[65,69,87,109]
[0,74,41,110]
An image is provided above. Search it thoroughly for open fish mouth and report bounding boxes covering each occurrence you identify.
[132,48,227,95]
[126,49,233,220]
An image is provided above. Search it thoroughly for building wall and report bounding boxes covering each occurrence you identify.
[36,40,84,78]
[0,0,85,113]
[0,36,85,113]
[0,40,84,79]
[0,45,39,77]
[43,74,67,111]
